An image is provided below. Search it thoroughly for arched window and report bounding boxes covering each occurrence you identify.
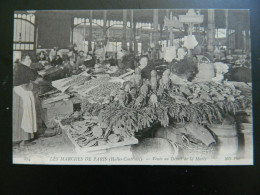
[73,17,106,52]
[13,13,35,51]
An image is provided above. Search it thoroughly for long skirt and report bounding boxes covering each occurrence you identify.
[13,89,34,143]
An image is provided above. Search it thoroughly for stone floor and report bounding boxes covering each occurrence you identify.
[13,134,74,160]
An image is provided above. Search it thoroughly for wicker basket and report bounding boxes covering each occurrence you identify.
[181,134,216,158]
[195,56,215,82]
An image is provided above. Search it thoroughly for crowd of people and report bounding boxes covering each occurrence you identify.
[37,46,95,71]
[15,42,200,82]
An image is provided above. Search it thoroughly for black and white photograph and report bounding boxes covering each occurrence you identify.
[12,9,253,165]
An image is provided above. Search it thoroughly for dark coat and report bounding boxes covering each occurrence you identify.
[52,58,63,66]
[13,63,38,86]
[169,57,198,81]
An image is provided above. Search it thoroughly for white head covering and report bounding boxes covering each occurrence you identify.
[117,49,125,60]
[139,57,148,69]
[22,56,32,67]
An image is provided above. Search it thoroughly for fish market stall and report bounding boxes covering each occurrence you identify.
[12,9,253,165]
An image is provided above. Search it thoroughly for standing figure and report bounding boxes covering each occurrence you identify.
[13,56,41,146]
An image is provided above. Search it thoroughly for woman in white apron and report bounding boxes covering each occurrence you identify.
[13,56,40,146]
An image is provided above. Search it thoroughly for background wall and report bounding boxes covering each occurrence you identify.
[36,11,72,49]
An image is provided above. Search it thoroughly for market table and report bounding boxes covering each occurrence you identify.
[39,69,134,129]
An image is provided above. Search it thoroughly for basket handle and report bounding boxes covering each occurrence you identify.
[198,56,211,65]
[182,135,190,145]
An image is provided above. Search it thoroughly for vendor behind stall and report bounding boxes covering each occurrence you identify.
[62,54,73,77]
[75,51,85,69]
[38,51,48,61]
[169,47,198,82]
[52,55,63,66]
[13,56,42,146]
[68,44,78,62]
[49,47,58,64]
[13,55,38,86]
[44,54,73,81]
[83,51,95,68]
[117,48,126,67]
[139,56,152,79]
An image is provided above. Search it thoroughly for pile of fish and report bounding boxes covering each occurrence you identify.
[67,118,125,148]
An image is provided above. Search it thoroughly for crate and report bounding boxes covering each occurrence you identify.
[41,99,73,128]
[59,122,138,154]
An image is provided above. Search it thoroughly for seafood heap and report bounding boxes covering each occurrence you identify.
[63,117,128,148]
